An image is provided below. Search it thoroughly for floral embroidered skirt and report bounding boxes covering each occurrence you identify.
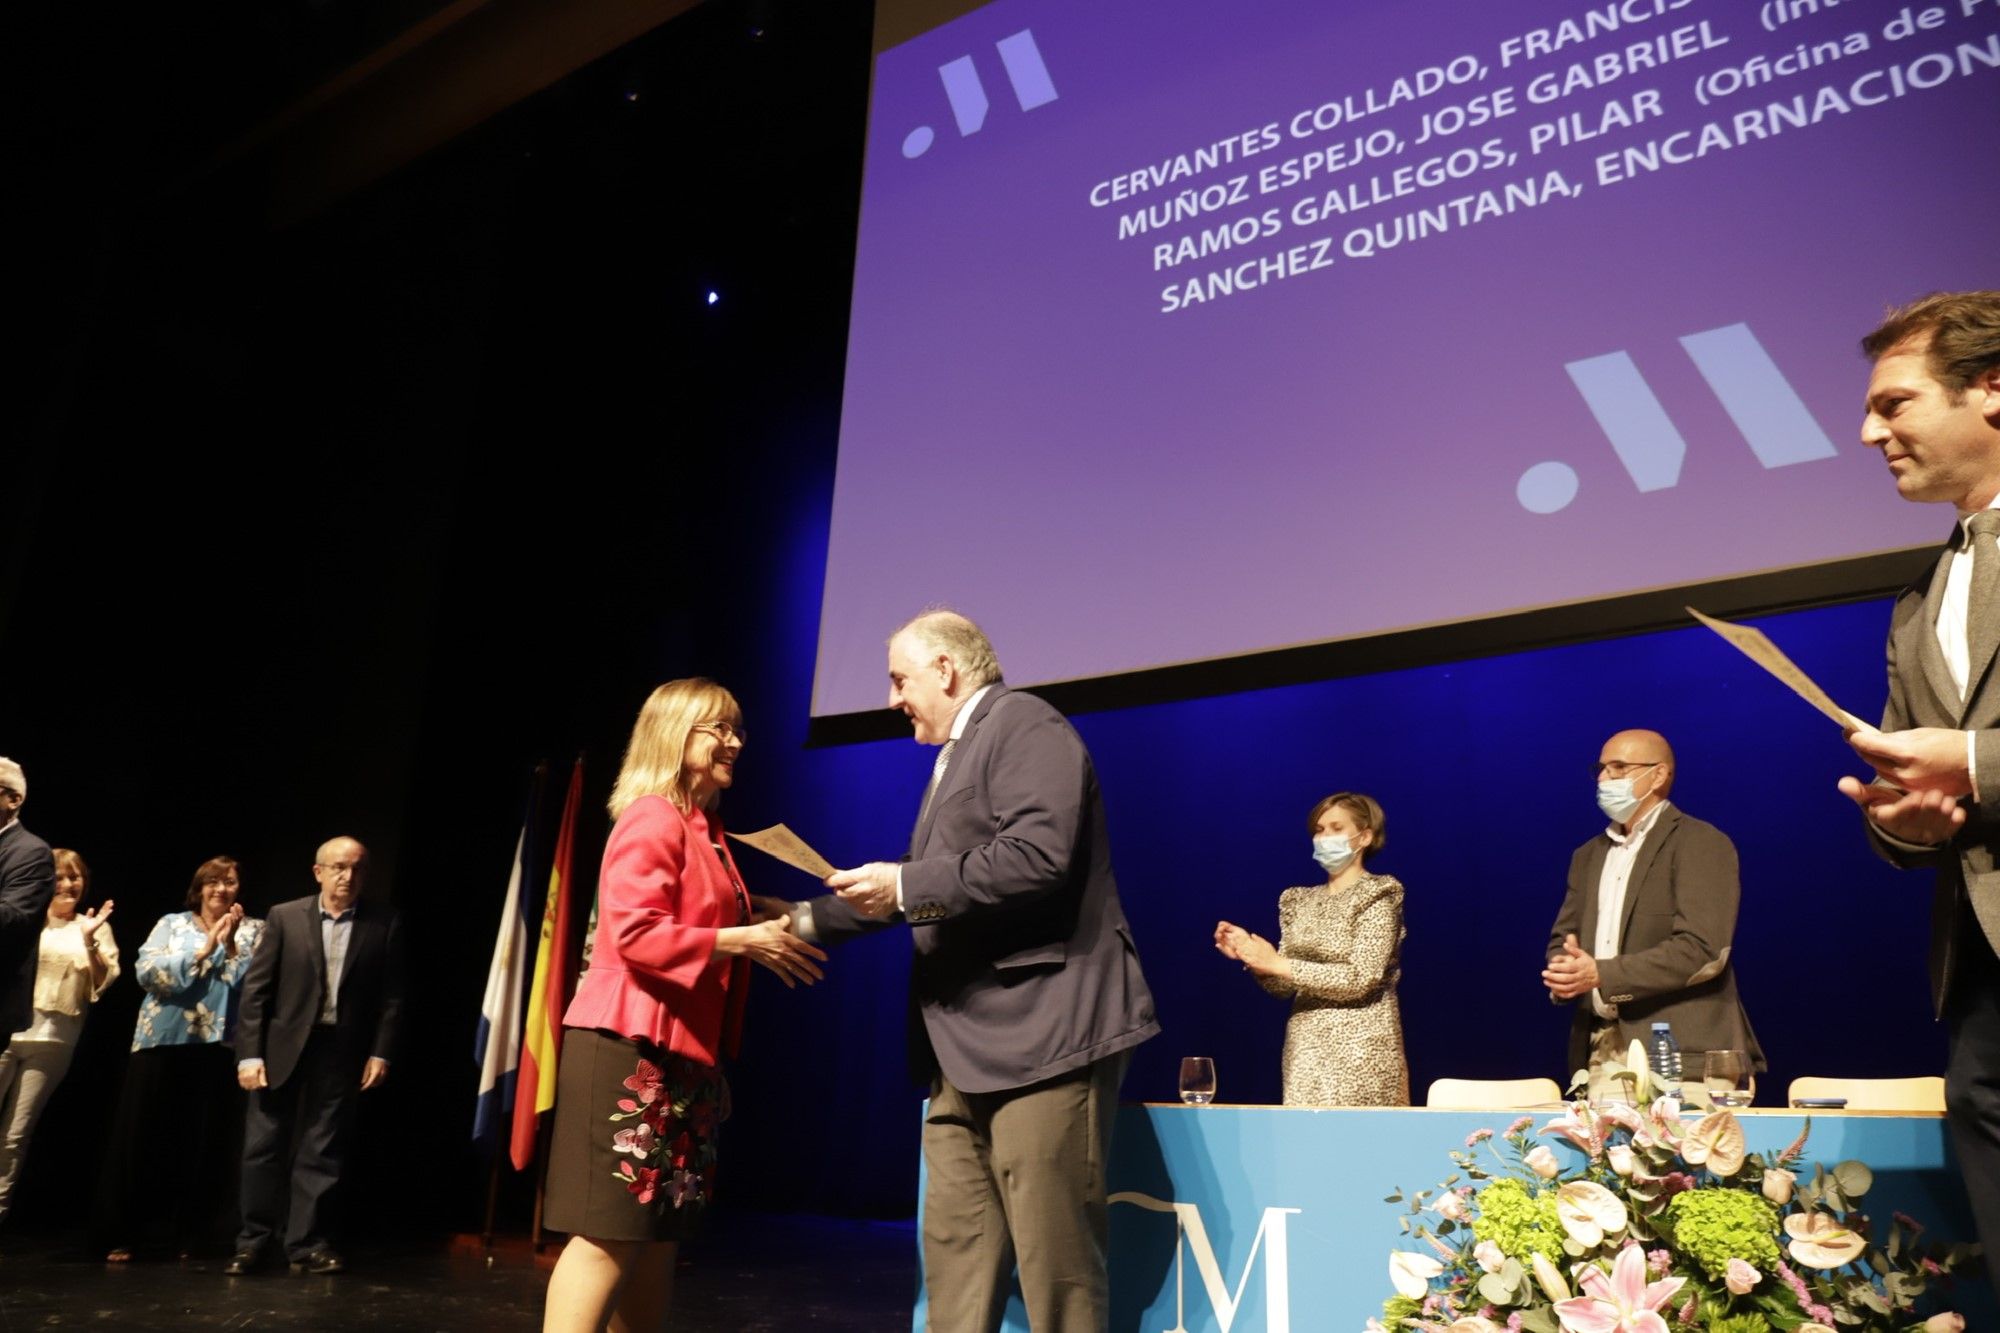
[543,1028,727,1243]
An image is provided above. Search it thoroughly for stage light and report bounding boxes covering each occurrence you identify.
[706,291,720,306]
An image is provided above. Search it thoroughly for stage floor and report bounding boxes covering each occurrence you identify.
[0,1211,916,1330]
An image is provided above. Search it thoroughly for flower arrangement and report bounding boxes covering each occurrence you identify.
[1373,1049,1975,1332]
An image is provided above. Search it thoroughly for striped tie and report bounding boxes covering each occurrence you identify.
[919,739,958,822]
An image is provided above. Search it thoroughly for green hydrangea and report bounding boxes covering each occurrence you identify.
[1663,1188,1780,1280]
[1705,1315,1771,1333]
[1471,1178,1565,1265]
[1381,1293,1422,1326]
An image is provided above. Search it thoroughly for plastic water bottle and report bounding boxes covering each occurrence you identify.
[1648,1022,1682,1090]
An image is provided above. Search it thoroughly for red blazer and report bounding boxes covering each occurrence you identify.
[562,795,749,1065]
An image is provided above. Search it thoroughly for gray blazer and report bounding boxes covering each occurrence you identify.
[1546,805,1764,1077]
[1869,537,2000,1016]
[811,686,1159,1093]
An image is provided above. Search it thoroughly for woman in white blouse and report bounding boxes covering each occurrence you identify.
[0,848,119,1222]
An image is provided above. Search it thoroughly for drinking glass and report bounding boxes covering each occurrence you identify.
[1703,1050,1755,1108]
[1179,1057,1217,1106]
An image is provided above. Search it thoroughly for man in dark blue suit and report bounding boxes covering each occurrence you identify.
[0,757,56,1058]
[227,836,405,1276]
[805,611,1159,1332]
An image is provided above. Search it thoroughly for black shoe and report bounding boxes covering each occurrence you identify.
[289,1248,345,1276]
[222,1249,270,1276]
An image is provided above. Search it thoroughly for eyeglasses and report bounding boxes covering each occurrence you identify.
[1593,760,1663,779]
[315,864,364,879]
[693,721,746,745]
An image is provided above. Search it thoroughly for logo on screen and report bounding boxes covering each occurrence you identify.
[900,29,1058,160]
[1516,323,1839,515]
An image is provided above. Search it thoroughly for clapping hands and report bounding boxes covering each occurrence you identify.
[79,899,116,944]
[195,903,246,962]
[1214,920,1279,976]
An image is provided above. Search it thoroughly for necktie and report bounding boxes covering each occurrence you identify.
[1965,510,2000,704]
[919,738,958,822]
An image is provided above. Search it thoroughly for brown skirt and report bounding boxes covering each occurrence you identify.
[542,1028,728,1243]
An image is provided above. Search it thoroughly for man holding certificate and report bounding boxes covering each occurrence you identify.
[1839,290,2000,1280]
[792,609,1158,1333]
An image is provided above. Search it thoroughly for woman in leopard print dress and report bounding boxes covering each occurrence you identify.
[1215,792,1408,1106]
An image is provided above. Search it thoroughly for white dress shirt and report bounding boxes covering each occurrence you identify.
[895,685,996,908]
[1938,501,2000,798]
[1590,799,1671,1019]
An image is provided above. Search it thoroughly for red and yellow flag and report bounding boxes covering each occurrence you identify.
[510,756,581,1170]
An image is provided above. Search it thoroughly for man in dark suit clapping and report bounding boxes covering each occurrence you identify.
[226,835,405,1276]
[0,757,55,1058]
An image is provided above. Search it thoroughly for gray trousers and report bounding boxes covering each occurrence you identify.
[0,1037,75,1218]
[922,1050,1129,1333]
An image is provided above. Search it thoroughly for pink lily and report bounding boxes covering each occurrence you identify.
[1541,1104,1603,1157]
[1553,1245,1685,1333]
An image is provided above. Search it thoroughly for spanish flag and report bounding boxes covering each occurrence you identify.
[510,756,581,1170]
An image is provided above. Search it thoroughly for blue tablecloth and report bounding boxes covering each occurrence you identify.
[913,1103,1993,1330]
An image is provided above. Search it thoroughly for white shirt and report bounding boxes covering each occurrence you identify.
[1938,501,2000,799]
[894,685,996,908]
[1590,799,1671,1020]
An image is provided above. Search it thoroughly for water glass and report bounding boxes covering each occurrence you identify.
[1179,1057,1217,1106]
[1703,1050,1755,1108]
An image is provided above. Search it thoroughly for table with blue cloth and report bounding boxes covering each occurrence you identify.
[913,1103,1994,1330]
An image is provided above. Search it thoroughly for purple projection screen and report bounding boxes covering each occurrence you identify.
[813,0,2000,718]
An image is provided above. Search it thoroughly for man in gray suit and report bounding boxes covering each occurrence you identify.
[1838,290,2000,1279]
[1544,729,1763,1095]
[803,610,1158,1332]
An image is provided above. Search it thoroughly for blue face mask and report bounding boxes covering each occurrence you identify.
[1597,778,1644,823]
[1312,834,1358,874]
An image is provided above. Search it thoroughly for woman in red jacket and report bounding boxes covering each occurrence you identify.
[542,678,826,1333]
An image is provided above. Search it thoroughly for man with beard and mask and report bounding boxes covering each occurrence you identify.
[1542,729,1763,1097]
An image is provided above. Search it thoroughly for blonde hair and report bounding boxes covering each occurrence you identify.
[52,848,89,888]
[608,678,743,818]
[1307,791,1386,858]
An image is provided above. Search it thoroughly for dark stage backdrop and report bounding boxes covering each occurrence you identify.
[0,0,1958,1241]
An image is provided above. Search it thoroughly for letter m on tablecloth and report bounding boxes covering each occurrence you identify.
[1110,1192,1301,1332]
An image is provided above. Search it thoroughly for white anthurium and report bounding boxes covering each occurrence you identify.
[1785,1212,1866,1269]
[1390,1250,1444,1299]
[1556,1180,1629,1249]
[1679,1111,1747,1177]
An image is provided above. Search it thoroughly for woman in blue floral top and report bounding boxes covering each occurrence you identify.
[95,856,264,1262]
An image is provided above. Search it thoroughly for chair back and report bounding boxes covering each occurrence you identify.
[1784,1075,1945,1112]
[1423,1077,1565,1109]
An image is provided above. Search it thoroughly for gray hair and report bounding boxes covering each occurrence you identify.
[894,609,1004,691]
[0,756,24,800]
